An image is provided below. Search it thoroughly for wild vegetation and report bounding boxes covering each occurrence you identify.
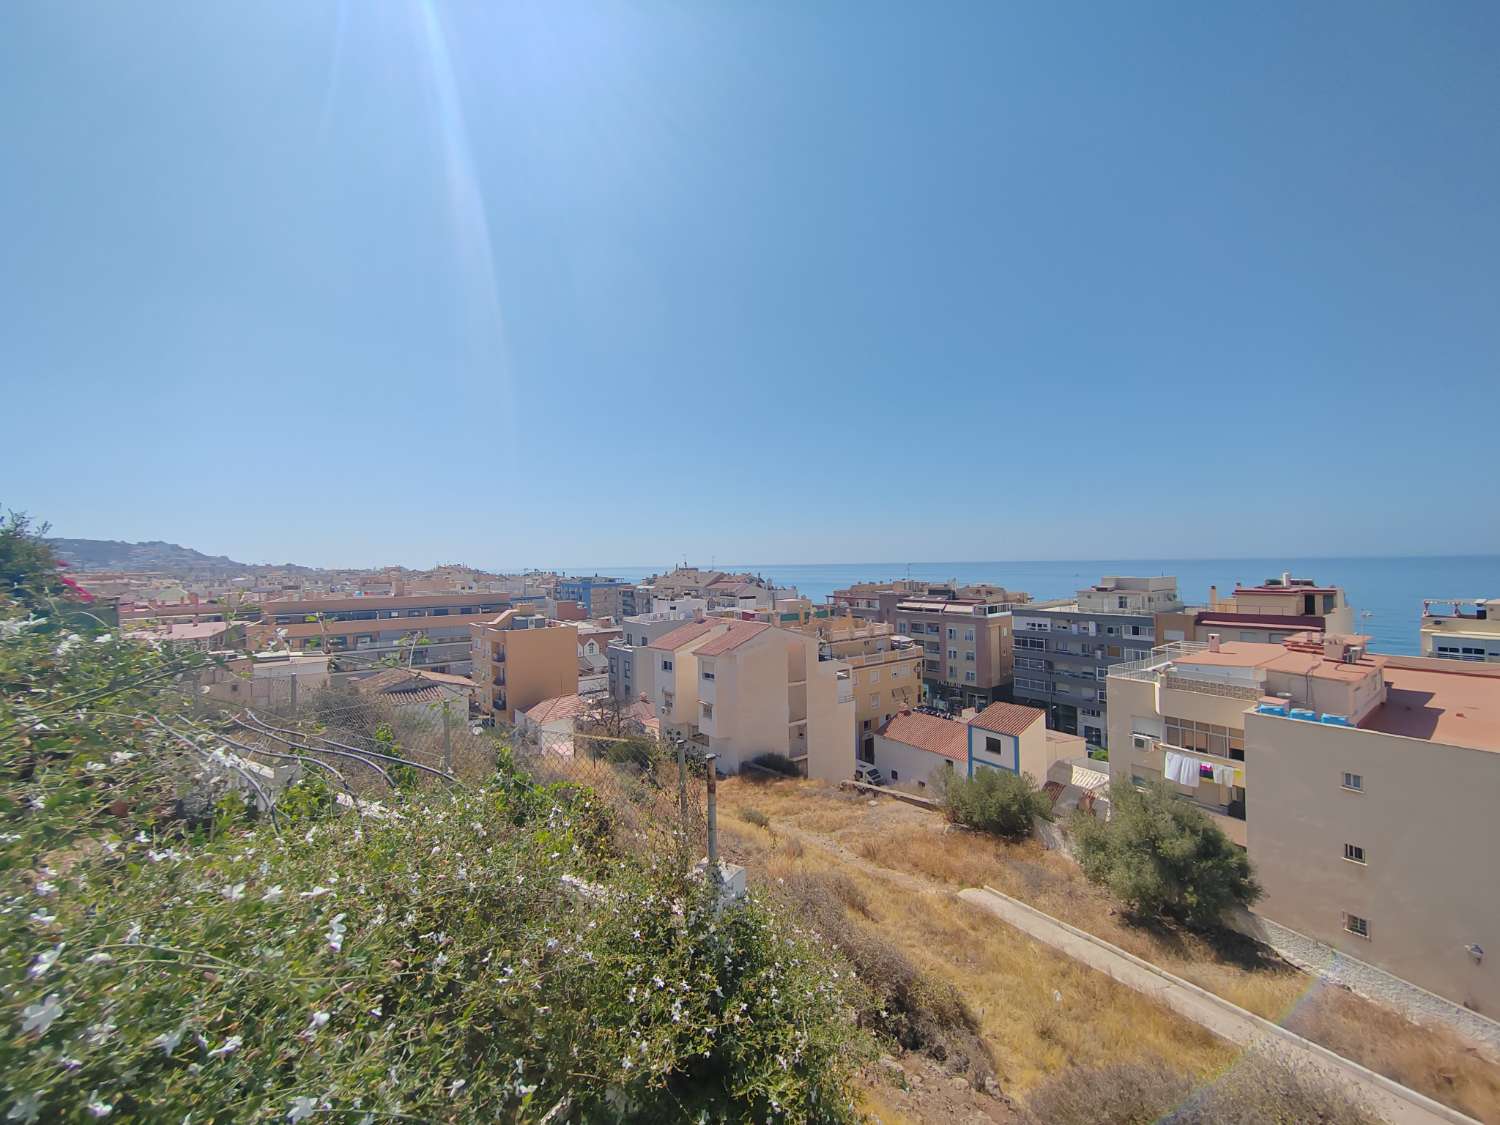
[939,767,1051,840]
[0,516,869,1122]
[1071,780,1261,929]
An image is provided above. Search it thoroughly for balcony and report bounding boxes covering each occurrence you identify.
[492,671,506,687]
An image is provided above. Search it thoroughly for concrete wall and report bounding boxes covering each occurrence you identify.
[1246,711,1499,1016]
[503,624,579,722]
[805,644,855,784]
[870,733,956,792]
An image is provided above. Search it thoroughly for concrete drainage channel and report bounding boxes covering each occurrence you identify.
[958,886,1480,1125]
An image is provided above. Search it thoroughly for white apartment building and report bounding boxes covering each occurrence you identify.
[606,604,705,702]
[1421,598,1500,663]
[1109,632,1500,1015]
[638,619,855,778]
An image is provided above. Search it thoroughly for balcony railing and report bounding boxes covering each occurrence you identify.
[1110,641,1208,682]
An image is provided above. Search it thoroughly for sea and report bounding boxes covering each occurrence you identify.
[582,557,1500,658]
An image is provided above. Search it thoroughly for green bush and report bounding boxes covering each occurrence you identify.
[0,524,870,1123]
[1072,780,1261,928]
[941,768,1050,840]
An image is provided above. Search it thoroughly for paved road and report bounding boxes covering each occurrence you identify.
[958,887,1478,1125]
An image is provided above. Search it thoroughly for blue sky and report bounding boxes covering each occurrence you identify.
[3,2,1497,569]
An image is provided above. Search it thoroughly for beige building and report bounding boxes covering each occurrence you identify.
[470,610,579,722]
[1157,574,1355,647]
[792,616,923,763]
[639,619,855,778]
[1109,633,1500,1015]
[1420,598,1500,663]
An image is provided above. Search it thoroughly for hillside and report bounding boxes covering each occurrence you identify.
[48,537,265,574]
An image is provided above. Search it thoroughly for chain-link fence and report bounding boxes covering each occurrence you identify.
[185,682,710,871]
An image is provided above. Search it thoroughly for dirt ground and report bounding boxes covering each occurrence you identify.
[716,775,1500,1124]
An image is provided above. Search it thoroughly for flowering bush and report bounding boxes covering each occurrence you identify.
[0,524,869,1122]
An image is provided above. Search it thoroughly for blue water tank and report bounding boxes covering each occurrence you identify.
[1289,708,1317,722]
[1255,703,1288,717]
[1321,713,1352,727]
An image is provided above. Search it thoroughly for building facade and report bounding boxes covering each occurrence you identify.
[1420,598,1500,663]
[1157,574,1355,648]
[1107,634,1500,1015]
[890,593,1022,711]
[556,576,625,620]
[638,619,855,778]
[606,605,705,702]
[249,592,510,674]
[798,617,923,764]
[1011,576,1181,748]
[470,610,579,722]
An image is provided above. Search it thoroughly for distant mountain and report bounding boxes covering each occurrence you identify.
[48,538,254,574]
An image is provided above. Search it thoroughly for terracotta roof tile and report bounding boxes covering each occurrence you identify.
[647,620,719,652]
[694,620,771,657]
[876,711,968,763]
[969,702,1045,737]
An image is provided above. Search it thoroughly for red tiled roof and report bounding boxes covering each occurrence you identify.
[647,620,720,652]
[526,694,593,724]
[969,701,1045,737]
[694,620,771,656]
[877,711,968,763]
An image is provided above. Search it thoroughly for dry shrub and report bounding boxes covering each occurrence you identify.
[774,869,994,1086]
[738,806,770,829]
[1023,1053,1376,1125]
[1283,988,1500,1122]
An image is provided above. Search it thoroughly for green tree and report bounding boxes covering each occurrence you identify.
[1072,780,1262,928]
[0,509,63,611]
[940,767,1051,840]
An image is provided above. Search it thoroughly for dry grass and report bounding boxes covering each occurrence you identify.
[718,776,1500,1122]
[719,812,1234,1096]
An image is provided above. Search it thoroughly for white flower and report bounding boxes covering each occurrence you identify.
[151,1027,185,1055]
[27,911,55,926]
[448,1078,466,1095]
[86,1022,116,1045]
[114,752,136,766]
[84,761,107,774]
[287,1097,317,1123]
[221,883,246,902]
[262,885,285,902]
[55,634,81,656]
[326,913,346,952]
[28,795,46,810]
[20,994,63,1036]
[207,1034,242,1058]
[124,922,142,945]
[133,830,148,842]
[29,944,64,979]
[299,886,329,899]
[85,1092,112,1118]
[308,1011,329,1032]
[5,1092,42,1123]
[58,1057,82,1071]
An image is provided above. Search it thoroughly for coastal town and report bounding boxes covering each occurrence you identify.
[63,551,1500,1047]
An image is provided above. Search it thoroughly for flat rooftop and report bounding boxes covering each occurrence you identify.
[1358,659,1500,753]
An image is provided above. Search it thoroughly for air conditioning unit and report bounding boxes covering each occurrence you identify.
[1131,733,1152,751]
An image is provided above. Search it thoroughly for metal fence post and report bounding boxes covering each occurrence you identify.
[704,753,719,877]
[441,701,453,775]
[675,736,688,823]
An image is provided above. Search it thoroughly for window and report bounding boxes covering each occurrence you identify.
[701,669,714,680]
[964,629,975,641]
[985,735,1006,757]
[700,702,713,718]
[1342,772,1363,792]
[964,650,975,662]
[947,627,957,639]
[1118,596,1127,609]
[1344,843,1366,864]
[862,719,870,731]
[965,671,976,682]
[1344,913,1370,939]
[888,770,899,782]
[661,659,673,672]
[948,649,958,660]
[869,694,879,707]
[1016,636,1046,651]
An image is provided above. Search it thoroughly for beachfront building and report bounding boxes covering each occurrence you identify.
[1156,573,1355,647]
[1108,633,1500,1015]
[1420,598,1500,663]
[607,603,706,703]
[1011,576,1182,749]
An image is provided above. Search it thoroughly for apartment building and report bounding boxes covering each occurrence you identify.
[556,576,625,620]
[1011,576,1181,748]
[1420,598,1500,662]
[470,610,579,722]
[797,617,923,762]
[891,592,1024,711]
[248,592,510,674]
[125,619,246,655]
[1157,574,1355,646]
[638,619,855,778]
[868,701,1051,793]
[606,604,706,702]
[1108,633,1500,1015]
[827,580,929,623]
